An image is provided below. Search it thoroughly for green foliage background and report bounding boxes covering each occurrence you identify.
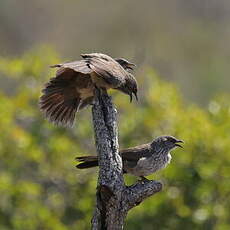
[0,47,229,230]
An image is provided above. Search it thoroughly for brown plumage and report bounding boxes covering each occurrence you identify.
[76,136,184,178]
[39,53,137,127]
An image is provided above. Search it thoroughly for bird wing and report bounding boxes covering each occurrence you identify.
[119,143,152,170]
[40,53,130,127]
[39,67,93,127]
[81,53,128,88]
[120,143,152,162]
[51,60,93,75]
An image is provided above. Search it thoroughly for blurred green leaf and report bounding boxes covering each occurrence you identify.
[0,47,229,230]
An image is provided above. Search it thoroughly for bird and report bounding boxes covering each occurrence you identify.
[39,53,138,127]
[76,135,184,180]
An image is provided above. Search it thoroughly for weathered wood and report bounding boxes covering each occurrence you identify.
[91,89,162,230]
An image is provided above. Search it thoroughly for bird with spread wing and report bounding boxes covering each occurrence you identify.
[39,53,138,127]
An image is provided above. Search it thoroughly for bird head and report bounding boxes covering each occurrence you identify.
[151,135,184,152]
[115,58,136,71]
[116,74,138,102]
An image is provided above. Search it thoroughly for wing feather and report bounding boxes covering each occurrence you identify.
[51,60,92,76]
[81,53,128,87]
[40,72,82,127]
[120,143,152,161]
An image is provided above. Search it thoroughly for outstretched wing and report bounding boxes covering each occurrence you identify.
[39,72,81,127]
[40,60,94,127]
[81,53,128,88]
[51,60,92,75]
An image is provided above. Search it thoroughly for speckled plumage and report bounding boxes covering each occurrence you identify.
[76,135,183,178]
[124,149,172,177]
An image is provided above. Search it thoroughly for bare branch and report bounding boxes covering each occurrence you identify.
[91,89,124,229]
[91,89,162,229]
[123,180,162,210]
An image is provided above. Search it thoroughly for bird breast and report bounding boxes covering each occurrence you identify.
[127,153,172,177]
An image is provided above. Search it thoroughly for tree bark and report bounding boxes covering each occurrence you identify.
[91,89,162,230]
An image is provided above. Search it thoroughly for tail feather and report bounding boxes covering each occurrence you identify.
[76,156,98,169]
[39,76,81,127]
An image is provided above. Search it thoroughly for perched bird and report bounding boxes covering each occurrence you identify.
[76,136,183,179]
[39,53,137,127]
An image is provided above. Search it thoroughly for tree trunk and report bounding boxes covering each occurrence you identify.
[91,89,162,230]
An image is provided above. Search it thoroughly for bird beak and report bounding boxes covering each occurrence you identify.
[134,92,138,101]
[130,92,138,102]
[127,62,136,70]
[175,140,184,148]
[130,93,133,103]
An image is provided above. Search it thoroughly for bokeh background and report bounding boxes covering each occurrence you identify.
[0,1,230,229]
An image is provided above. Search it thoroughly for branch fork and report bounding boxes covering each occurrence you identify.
[91,89,162,230]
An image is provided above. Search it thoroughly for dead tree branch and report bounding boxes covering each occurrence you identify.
[91,89,162,230]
